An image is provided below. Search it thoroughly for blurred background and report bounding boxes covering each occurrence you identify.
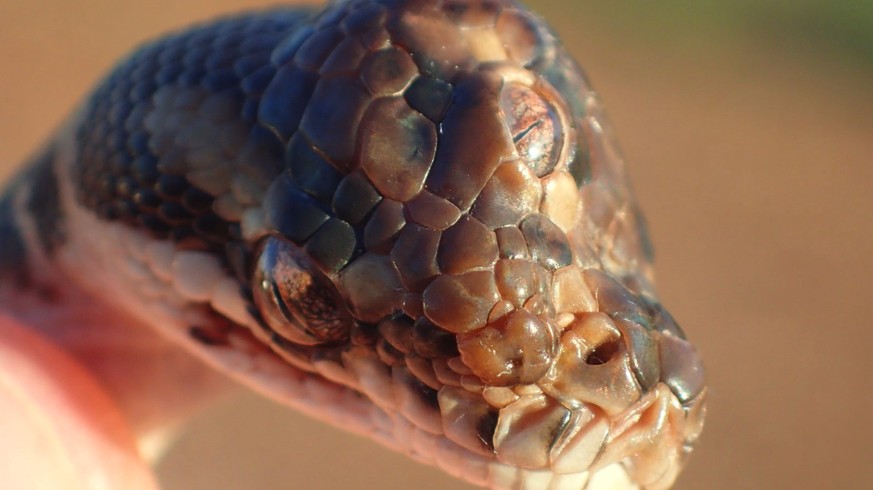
[1,1,871,488]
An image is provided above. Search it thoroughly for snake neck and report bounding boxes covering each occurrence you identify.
[0,144,235,460]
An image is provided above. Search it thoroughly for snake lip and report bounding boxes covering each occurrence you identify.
[486,378,705,484]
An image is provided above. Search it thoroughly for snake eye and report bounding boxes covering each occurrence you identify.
[252,236,354,345]
[500,82,564,177]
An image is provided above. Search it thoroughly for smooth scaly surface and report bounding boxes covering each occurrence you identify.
[0,1,706,488]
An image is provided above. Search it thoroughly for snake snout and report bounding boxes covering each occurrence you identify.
[450,266,709,481]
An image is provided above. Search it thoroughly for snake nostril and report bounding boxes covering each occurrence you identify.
[585,338,620,365]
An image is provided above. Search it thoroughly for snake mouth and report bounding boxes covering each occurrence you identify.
[214,309,705,490]
[467,381,706,487]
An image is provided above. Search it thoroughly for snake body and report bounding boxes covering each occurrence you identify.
[0,1,706,488]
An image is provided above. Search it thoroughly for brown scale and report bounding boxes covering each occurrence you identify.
[404,191,461,231]
[363,198,405,253]
[421,270,502,334]
[494,259,547,308]
[471,160,542,228]
[390,224,441,290]
[437,216,498,274]
[359,97,437,201]
[360,46,419,95]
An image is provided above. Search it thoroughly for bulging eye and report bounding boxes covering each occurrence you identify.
[500,82,564,177]
[252,236,354,345]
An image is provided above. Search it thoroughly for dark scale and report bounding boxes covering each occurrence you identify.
[73,11,314,252]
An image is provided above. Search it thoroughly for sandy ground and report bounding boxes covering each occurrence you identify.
[1,1,872,489]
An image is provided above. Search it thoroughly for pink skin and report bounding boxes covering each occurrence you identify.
[0,314,158,490]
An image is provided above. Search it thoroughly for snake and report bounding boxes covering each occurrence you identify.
[0,1,706,488]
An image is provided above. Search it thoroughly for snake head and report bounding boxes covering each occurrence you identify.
[56,0,706,487]
[240,0,707,487]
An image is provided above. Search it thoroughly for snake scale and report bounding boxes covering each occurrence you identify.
[0,1,706,488]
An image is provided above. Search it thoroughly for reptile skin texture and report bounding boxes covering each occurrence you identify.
[0,1,706,489]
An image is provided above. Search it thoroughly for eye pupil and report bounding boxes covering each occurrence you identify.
[252,236,353,345]
[512,120,542,144]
